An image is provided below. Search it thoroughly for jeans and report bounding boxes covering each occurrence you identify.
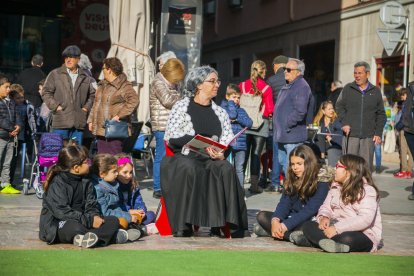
[53,128,84,145]
[153,131,166,192]
[270,141,281,189]
[231,149,246,188]
[374,143,381,170]
[278,143,301,175]
[0,137,15,184]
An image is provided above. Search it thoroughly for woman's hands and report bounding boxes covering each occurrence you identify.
[318,216,330,230]
[92,216,104,228]
[129,209,145,223]
[319,216,337,238]
[271,219,287,239]
[206,147,225,160]
[323,226,337,238]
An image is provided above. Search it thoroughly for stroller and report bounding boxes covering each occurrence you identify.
[23,133,63,199]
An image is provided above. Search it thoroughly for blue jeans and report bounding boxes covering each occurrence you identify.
[153,131,166,192]
[278,143,302,176]
[374,143,381,170]
[231,149,246,188]
[270,141,281,189]
[53,128,84,145]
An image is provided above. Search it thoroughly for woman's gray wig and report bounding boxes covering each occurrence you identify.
[288,58,305,75]
[183,65,218,97]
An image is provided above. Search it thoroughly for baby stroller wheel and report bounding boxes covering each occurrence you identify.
[22,178,30,195]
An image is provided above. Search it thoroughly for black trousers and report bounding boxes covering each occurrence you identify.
[245,134,266,176]
[256,211,306,241]
[302,221,373,252]
[404,131,414,194]
[57,216,118,246]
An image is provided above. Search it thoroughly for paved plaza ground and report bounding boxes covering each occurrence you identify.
[0,159,413,256]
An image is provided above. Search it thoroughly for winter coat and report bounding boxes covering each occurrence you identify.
[150,72,182,132]
[42,65,96,130]
[93,177,132,222]
[273,76,312,144]
[220,100,252,151]
[88,73,139,137]
[328,87,343,107]
[39,173,101,244]
[272,166,333,231]
[267,67,286,104]
[0,97,22,139]
[315,118,342,151]
[402,81,414,134]
[16,100,37,140]
[336,82,386,138]
[118,183,148,213]
[239,78,274,118]
[317,181,383,252]
[16,66,45,108]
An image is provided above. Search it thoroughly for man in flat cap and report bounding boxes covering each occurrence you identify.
[265,55,288,192]
[42,45,96,145]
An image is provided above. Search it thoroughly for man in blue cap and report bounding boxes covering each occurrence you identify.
[42,45,96,145]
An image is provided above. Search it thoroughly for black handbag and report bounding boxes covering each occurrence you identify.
[104,120,129,139]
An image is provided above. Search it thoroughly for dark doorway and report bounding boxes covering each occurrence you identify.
[299,40,335,112]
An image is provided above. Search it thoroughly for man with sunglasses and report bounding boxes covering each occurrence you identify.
[42,45,96,145]
[336,61,386,172]
[273,58,312,175]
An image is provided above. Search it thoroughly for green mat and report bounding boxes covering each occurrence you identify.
[1,250,412,275]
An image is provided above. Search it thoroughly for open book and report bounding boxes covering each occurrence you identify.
[182,127,247,156]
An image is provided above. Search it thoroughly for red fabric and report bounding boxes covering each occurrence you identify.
[155,197,172,236]
[239,78,274,117]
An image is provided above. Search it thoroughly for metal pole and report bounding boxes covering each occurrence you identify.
[19,15,25,71]
[403,12,409,88]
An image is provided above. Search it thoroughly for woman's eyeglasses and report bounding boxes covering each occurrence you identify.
[204,79,221,86]
[335,163,347,169]
[283,67,299,73]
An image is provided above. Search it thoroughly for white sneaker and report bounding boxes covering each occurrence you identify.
[126,229,142,241]
[116,229,128,244]
[81,232,99,248]
[73,234,84,247]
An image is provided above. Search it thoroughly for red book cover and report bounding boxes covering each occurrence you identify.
[183,128,247,156]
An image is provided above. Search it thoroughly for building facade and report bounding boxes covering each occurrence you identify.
[202,0,414,105]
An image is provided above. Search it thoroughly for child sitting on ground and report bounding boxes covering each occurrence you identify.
[39,145,125,248]
[92,154,142,241]
[0,76,22,194]
[220,83,252,188]
[254,145,332,242]
[115,154,158,235]
[299,154,383,253]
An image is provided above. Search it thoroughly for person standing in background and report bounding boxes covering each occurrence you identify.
[328,80,343,107]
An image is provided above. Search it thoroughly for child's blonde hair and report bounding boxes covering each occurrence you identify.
[115,153,139,191]
[313,100,337,125]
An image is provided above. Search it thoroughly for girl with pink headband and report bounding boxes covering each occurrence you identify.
[115,153,158,235]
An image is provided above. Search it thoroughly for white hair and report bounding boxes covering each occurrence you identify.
[157,51,177,64]
[78,54,92,70]
[288,58,305,75]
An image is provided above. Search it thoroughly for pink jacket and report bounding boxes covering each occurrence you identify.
[239,78,274,118]
[317,182,383,252]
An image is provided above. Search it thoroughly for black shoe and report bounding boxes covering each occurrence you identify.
[210,227,221,237]
[173,229,194,237]
[153,190,162,199]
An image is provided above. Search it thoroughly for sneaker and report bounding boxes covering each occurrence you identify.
[253,223,269,237]
[0,184,21,194]
[116,229,129,244]
[318,239,350,253]
[145,223,159,235]
[81,232,99,248]
[73,234,84,247]
[405,171,413,179]
[126,229,142,241]
[153,190,162,199]
[408,194,414,200]
[289,231,312,247]
[394,171,408,179]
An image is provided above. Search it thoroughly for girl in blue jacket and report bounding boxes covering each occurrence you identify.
[220,84,253,187]
[115,154,157,234]
[92,154,142,241]
[254,145,331,243]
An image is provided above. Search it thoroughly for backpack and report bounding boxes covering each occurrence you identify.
[240,82,268,129]
[39,133,64,157]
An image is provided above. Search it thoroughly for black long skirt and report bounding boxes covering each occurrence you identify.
[160,152,248,234]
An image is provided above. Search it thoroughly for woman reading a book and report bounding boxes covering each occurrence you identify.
[161,65,248,238]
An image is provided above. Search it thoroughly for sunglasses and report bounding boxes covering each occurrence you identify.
[335,163,347,169]
[283,67,299,73]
